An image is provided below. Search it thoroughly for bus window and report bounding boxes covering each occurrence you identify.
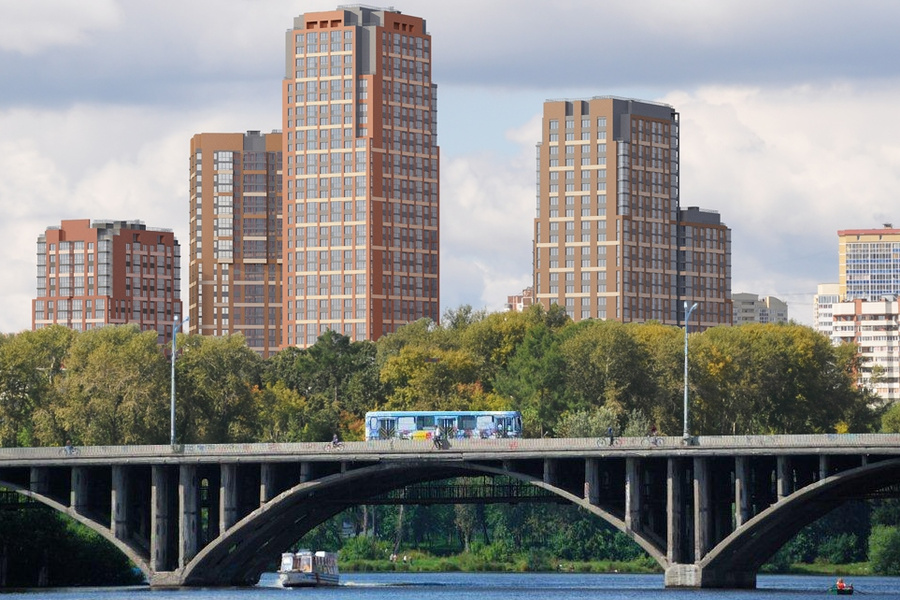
[458,415,477,431]
[416,415,435,429]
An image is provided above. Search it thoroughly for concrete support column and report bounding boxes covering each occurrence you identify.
[151,465,170,572]
[70,466,88,514]
[543,458,558,486]
[111,465,128,540]
[260,463,277,504]
[625,458,641,533]
[734,456,750,528]
[693,457,711,560]
[29,467,49,496]
[299,462,312,483]
[665,563,756,588]
[502,460,514,474]
[776,456,791,500]
[178,464,199,569]
[584,458,599,505]
[667,458,684,564]
[219,464,238,534]
[861,455,869,466]
[818,455,829,481]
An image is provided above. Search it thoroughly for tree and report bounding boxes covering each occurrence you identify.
[46,325,168,445]
[0,326,75,446]
[176,333,262,443]
[869,525,900,575]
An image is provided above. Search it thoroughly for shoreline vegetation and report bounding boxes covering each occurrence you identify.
[340,554,870,576]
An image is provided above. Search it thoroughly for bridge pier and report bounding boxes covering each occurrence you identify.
[151,465,171,572]
[179,464,198,569]
[665,563,756,588]
[111,465,128,540]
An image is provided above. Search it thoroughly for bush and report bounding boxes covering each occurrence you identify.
[339,536,391,561]
[869,525,900,575]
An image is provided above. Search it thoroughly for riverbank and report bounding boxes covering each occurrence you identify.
[343,555,661,574]
[344,555,871,577]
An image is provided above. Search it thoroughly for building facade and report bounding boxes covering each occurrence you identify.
[532,97,731,329]
[814,283,841,339]
[831,298,900,402]
[281,6,439,348]
[505,286,534,313]
[33,219,182,343]
[189,131,283,357]
[839,225,900,301]
[732,292,789,325]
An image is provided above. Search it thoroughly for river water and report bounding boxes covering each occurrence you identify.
[1,573,898,599]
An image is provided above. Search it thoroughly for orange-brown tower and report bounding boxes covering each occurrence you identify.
[282,6,439,347]
[189,131,283,357]
[33,219,183,342]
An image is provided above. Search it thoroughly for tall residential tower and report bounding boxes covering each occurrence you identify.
[189,131,283,357]
[282,6,439,348]
[533,97,731,328]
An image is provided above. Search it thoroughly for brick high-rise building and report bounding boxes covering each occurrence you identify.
[189,131,283,357]
[533,97,731,328]
[282,6,439,348]
[33,219,182,343]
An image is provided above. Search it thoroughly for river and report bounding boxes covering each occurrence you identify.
[0,573,898,599]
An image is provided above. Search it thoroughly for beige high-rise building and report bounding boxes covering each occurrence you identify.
[533,97,731,328]
[282,6,439,348]
[189,131,283,357]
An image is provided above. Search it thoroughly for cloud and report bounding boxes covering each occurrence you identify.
[0,0,122,55]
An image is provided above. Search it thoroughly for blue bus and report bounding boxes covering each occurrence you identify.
[364,410,523,441]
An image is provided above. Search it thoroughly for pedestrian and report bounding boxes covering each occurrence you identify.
[606,426,615,446]
[432,426,442,449]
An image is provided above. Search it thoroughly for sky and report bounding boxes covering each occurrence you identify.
[2,0,900,334]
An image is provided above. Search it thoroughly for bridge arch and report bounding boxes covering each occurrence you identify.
[0,478,151,581]
[700,457,900,577]
[179,460,668,585]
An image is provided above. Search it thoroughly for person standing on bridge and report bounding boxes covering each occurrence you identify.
[432,426,442,449]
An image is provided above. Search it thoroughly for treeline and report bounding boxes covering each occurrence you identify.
[3,305,900,575]
[0,305,884,447]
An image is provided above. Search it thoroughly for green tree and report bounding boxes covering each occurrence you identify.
[176,333,262,443]
[0,326,75,447]
[47,325,168,445]
[869,525,900,575]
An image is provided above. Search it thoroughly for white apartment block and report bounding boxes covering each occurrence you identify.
[732,293,788,325]
[814,283,841,339]
[831,298,900,402]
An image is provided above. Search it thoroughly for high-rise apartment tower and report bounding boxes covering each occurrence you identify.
[838,226,900,301]
[533,97,731,328]
[189,131,283,357]
[282,6,439,347]
[33,219,182,343]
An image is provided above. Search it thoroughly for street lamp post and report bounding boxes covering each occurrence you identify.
[683,301,699,442]
[170,315,189,447]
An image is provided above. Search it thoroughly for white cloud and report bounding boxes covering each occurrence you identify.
[0,0,122,55]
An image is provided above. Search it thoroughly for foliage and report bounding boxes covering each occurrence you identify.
[869,525,900,575]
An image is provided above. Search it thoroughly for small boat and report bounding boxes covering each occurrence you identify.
[278,550,339,587]
[827,585,854,595]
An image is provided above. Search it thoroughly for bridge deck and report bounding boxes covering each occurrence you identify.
[0,433,898,466]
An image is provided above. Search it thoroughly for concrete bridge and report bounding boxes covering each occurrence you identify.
[1,434,899,588]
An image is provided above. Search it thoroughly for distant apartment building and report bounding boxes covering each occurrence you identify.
[814,225,900,402]
[33,219,182,343]
[189,131,283,357]
[532,97,731,329]
[282,6,439,348]
[814,283,840,339]
[732,292,788,325]
[505,286,534,312]
[831,298,900,402]
[839,225,900,301]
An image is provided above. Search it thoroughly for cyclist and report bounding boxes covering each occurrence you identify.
[331,433,343,449]
[606,426,615,446]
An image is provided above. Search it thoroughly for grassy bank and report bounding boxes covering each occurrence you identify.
[342,554,661,574]
[780,562,872,577]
